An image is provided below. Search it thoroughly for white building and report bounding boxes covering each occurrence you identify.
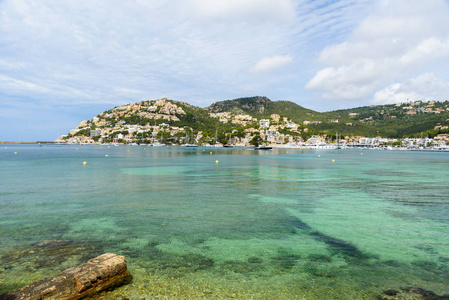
[259,119,270,128]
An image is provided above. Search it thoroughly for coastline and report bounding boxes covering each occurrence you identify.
[5,141,448,152]
[1,141,56,144]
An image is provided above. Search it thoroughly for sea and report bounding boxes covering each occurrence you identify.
[0,144,448,299]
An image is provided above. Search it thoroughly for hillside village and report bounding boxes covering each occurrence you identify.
[56,97,449,149]
[346,101,449,124]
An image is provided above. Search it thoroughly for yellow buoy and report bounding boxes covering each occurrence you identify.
[127,149,130,152]
[5,146,7,148]
[144,148,146,150]
[108,146,110,148]
[215,160,219,164]
[14,152,17,154]
[332,159,335,162]
[83,161,87,165]
[286,151,288,153]
[361,153,363,155]
[105,155,108,157]
[76,148,78,150]
[318,155,320,157]
[210,152,213,154]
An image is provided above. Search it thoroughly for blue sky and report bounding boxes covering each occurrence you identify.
[1,0,449,141]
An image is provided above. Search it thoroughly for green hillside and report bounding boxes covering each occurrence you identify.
[207,96,379,137]
[207,96,272,115]
[171,100,241,140]
[206,97,449,138]
[207,96,316,120]
[61,96,449,144]
[332,101,449,138]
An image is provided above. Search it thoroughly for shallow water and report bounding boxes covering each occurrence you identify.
[1,144,448,299]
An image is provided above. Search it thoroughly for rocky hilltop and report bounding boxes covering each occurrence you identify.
[207,96,272,115]
[57,97,273,145]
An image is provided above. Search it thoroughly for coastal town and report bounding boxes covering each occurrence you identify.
[55,98,449,151]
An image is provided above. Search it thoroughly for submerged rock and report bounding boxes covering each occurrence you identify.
[0,253,131,300]
[32,239,73,248]
[378,287,449,300]
[0,239,103,273]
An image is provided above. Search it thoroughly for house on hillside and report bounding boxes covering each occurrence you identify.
[259,119,270,128]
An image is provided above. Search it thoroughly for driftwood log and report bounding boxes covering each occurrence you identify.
[0,253,131,300]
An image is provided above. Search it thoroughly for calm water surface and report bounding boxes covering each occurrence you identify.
[1,144,448,299]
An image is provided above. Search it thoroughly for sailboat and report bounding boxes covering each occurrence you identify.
[150,131,165,147]
[336,131,341,149]
[181,129,198,147]
[212,129,223,147]
[223,133,235,148]
[255,129,272,150]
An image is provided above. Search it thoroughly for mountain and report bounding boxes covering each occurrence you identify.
[331,101,449,138]
[207,96,272,115]
[207,96,317,121]
[58,96,449,144]
[206,96,379,137]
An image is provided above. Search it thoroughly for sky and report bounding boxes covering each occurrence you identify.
[1,0,449,141]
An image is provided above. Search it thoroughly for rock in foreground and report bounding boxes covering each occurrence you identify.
[0,253,131,300]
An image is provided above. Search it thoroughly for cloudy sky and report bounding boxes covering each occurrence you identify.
[1,0,449,141]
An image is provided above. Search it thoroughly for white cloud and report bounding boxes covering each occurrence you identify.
[305,60,384,100]
[306,0,449,103]
[399,38,449,66]
[0,0,370,111]
[249,55,293,73]
[372,73,449,104]
[371,84,420,105]
[0,75,49,94]
[114,87,145,95]
[184,0,297,23]
[0,0,302,108]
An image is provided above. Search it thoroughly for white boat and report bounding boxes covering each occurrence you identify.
[255,145,272,150]
[336,131,342,149]
[308,142,338,149]
[182,128,198,147]
[205,143,223,147]
[256,130,272,150]
[224,132,235,148]
[149,131,165,147]
[210,130,223,147]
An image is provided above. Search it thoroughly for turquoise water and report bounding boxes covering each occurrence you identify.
[1,144,448,299]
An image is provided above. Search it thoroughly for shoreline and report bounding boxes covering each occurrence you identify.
[1,141,56,144]
[3,141,449,152]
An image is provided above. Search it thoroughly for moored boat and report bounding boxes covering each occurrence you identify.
[255,145,272,150]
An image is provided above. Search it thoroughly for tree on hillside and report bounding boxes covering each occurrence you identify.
[250,135,263,146]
